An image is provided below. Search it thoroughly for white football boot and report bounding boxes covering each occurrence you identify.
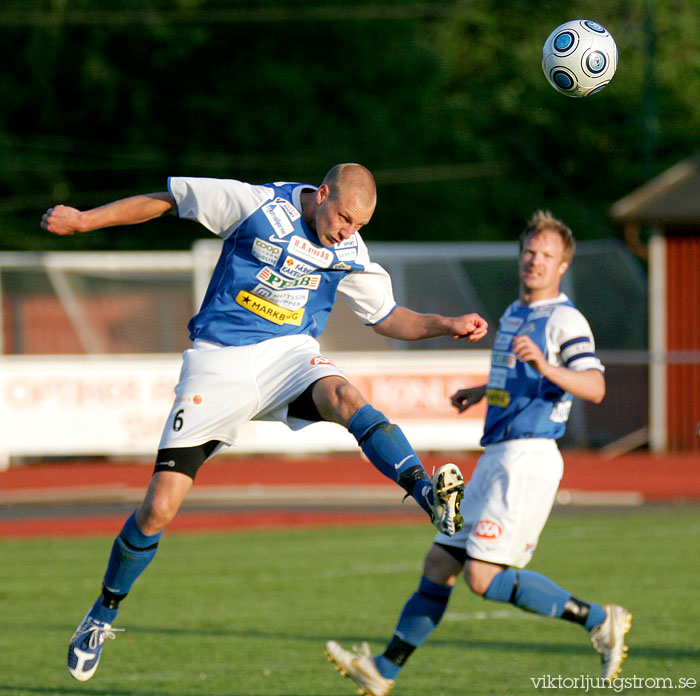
[326,640,394,696]
[589,604,632,681]
[67,611,123,681]
[428,463,465,536]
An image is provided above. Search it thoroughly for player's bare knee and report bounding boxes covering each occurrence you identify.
[465,560,506,596]
[423,544,462,585]
[313,377,366,425]
[136,496,177,534]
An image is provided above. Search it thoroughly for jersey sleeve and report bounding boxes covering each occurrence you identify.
[548,305,604,373]
[336,235,397,324]
[168,177,274,238]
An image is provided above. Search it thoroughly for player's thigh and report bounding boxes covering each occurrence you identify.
[253,335,349,424]
[466,440,563,568]
[159,344,259,449]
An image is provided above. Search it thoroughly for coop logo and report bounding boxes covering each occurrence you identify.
[310,355,334,366]
[251,237,283,266]
[473,520,502,540]
[279,255,317,279]
[288,235,334,268]
[256,266,321,290]
[262,202,295,237]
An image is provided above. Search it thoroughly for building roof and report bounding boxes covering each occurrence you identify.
[611,152,700,224]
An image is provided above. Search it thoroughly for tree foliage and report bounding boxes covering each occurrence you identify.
[1,0,698,250]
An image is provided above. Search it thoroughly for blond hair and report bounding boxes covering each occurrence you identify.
[519,210,575,262]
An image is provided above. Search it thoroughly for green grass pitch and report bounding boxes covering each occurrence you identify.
[1,506,698,695]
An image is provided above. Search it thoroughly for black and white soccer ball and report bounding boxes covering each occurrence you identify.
[542,19,618,97]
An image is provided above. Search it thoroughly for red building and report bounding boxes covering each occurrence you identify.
[612,153,700,451]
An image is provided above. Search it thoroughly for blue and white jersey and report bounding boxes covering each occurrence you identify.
[168,177,397,346]
[481,293,604,445]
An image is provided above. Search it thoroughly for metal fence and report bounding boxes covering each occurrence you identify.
[0,240,650,451]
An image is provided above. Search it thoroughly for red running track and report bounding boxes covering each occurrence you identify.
[1,451,698,537]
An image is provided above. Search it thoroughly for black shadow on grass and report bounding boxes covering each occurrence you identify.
[0,686,313,696]
[38,621,700,661]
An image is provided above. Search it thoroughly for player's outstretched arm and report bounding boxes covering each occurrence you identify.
[41,192,175,236]
[372,306,488,342]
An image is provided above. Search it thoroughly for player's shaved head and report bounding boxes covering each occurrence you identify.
[322,163,377,213]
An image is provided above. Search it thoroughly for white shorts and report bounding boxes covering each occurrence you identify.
[434,439,563,568]
[158,334,345,450]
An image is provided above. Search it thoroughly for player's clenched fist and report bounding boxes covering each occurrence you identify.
[512,334,548,373]
[452,313,488,341]
[41,205,83,235]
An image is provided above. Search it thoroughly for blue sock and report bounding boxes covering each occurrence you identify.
[485,568,570,616]
[348,405,432,514]
[484,567,607,630]
[374,576,452,680]
[92,512,162,622]
[583,603,608,631]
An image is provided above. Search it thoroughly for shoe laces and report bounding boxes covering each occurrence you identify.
[82,620,124,650]
[352,642,372,659]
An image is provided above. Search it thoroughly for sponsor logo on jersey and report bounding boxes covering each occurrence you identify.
[517,322,536,336]
[500,316,524,334]
[473,519,502,539]
[332,261,352,271]
[334,236,357,249]
[486,388,510,407]
[333,236,358,262]
[335,247,358,262]
[310,355,334,366]
[256,266,321,290]
[487,368,508,390]
[262,202,295,238]
[274,197,301,222]
[288,235,334,268]
[550,399,572,423]
[235,290,304,326]
[493,333,512,351]
[251,237,283,266]
[279,255,317,279]
[491,351,516,369]
[251,284,309,311]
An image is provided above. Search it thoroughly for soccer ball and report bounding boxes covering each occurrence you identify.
[542,19,618,97]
